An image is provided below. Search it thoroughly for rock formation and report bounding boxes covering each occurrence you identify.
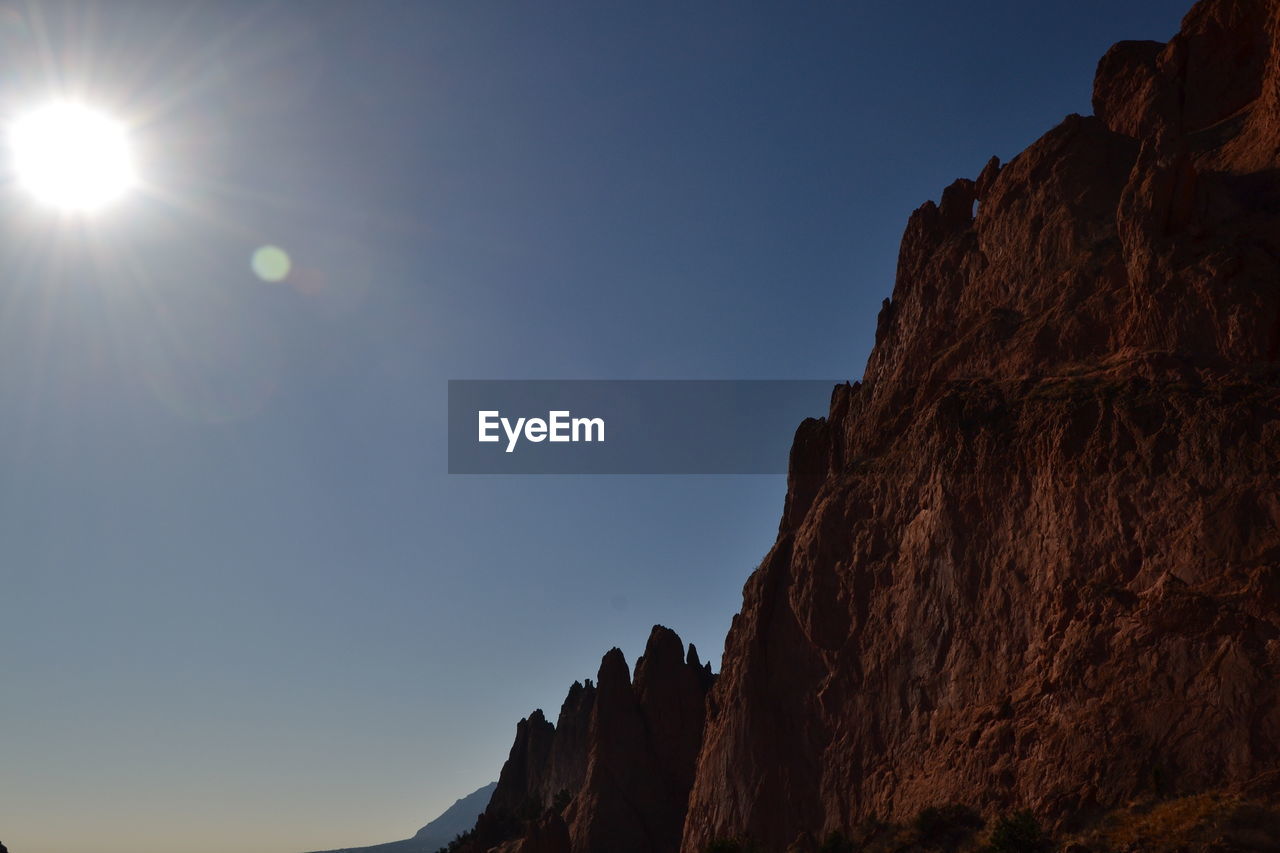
[439,1,1280,851]
[464,626,715,853]
[680,0,1280,849]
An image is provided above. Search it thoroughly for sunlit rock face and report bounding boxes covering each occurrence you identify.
[681,0,1280,849]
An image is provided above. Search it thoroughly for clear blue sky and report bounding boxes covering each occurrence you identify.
[0,2,1191,852]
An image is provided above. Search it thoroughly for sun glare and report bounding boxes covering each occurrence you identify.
[9,102,136,212]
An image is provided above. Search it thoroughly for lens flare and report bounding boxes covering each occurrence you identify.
[251,245,291,282]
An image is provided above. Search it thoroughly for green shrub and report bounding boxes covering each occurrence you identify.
[433,828,474,853]
[915,804,984,847]
[818,830,855,853]
[986,810,1049,853]
[704,840,744,853]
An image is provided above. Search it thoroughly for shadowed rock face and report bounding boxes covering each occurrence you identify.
[488,710,558,820]
[681,0,1280,850]
[472,626,714,853]
[564,631,715,853]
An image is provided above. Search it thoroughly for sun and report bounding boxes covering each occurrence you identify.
[9,102,136,212]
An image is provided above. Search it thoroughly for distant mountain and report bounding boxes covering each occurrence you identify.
[410,783,497,850]
[306,781,496,853]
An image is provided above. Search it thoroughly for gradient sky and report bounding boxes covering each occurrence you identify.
[0,2,1192,852]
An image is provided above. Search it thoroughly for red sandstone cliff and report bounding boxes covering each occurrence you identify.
[680,0,1280,849]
